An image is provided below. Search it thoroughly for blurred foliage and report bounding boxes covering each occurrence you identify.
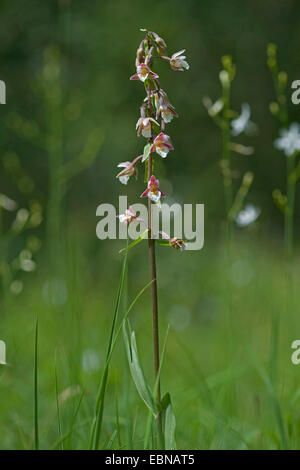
[1,0,300,450]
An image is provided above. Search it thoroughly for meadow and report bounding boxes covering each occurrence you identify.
[0,233,299,449]
[1,0,300,451]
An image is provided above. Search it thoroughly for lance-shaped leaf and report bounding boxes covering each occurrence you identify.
[162,393,177,450]
[123,321,158,417]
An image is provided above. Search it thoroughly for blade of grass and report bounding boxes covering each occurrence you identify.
[164,393,176,450]
[51,418,91,450]
[34,317,39,450]
[89,232,129,449]
[52,391,85,450]
[104,430,117,450]
[247,346,288,450]
[115,391,122,448]
[54,356,63,450]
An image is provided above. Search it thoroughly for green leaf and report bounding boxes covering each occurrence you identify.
[163,393,177,450]
[142,143,151,163]
[119,230,149,254]
[144,326,170,450]
[123,321,158,416]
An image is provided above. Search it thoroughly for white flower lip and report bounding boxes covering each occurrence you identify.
[156,145,169,158]
[119,175,130,185]
[148,191,161,203]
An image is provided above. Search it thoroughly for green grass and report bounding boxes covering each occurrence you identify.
[0,234,299,450]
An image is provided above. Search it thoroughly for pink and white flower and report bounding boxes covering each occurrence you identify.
[170,50,189,71]
[116,155,142,185]
[136,117,159,138]
[150,132,174,158]
[154,90,178,124]
[141,175,165,205]
[130,64,159,82]
[117,206,147,227]
[117,206,137,225]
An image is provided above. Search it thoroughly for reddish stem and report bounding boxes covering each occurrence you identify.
[147,81,163,446]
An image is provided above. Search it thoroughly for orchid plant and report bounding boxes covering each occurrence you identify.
[116,29,189,448]
[204,56,258,238]
[267,43,300,259]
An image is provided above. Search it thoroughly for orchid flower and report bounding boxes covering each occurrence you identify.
[159,231,186,251]
[117,206,147,228]
[154,90,178,124]
[274,122,300,157]
[117,206,137,225]
[116,155,143,185]
[141,175,165,205]
[170,50,189,71]
[150,132,174,158]
[136,117,159,138]
[130,63,159,82]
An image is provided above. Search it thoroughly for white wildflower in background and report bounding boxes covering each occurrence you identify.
[231,103,255,136]
[235,203,261,227]
[274,122,300,157]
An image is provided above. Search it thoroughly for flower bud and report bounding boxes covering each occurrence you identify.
[269,102,279,115]
[219,70,229,87]
[278,71,287,87]
[151,31,167,55]
[135,39,146,67]
[145,46,154,67]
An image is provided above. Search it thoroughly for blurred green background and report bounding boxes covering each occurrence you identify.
[1,0,300,450]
